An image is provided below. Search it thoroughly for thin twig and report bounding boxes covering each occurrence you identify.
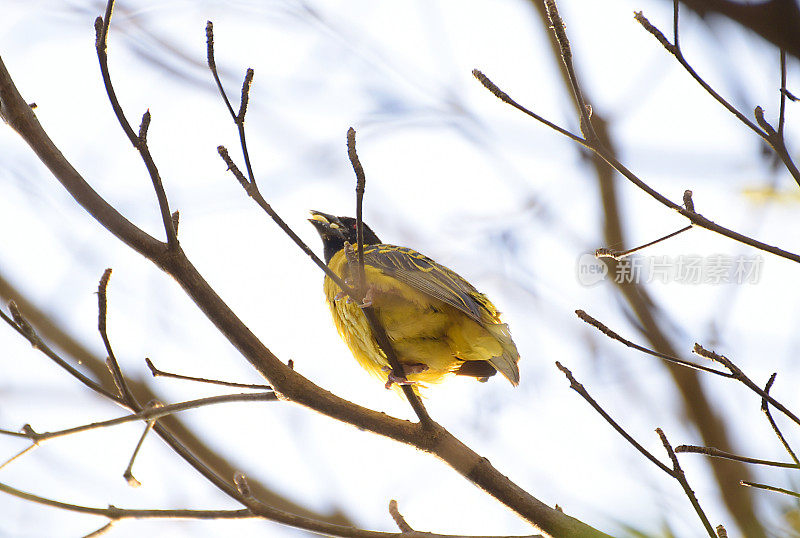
[348,127,368,297]
[346,128,431,425]
[634,9,800,186]
[555,362,672,474]
[740,481,800,499]
[207,24,356,299]
[0,479,254,519]
[97,269,136,405]
[778,49,787,140]
[205,21,256,187]
[656,428,716,537]
[544,0,595,142]
[217,145,250,190]
[388,500,413,533]
[760,374,799,464]
[95,2,178,247]
[0,443,38,471]
[1,304,120,401]
[83,521,115,538]
[124,400,166,487]
[674,444,800,469]
[3,392,276,444]
[145,358,271,390]
[672,0,680,51]
[135,110,178,249]
[94,3,135,143]
[575,310,733,378]
[595,225,692,260]
[472,69,583,144]
[123,412,157,487]
[236,68,257,184]
[557,359,716,536]
[0,427,31,439]
[693,344,800,427]
[205,21,235,118]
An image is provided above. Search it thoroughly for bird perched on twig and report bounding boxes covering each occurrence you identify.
[309,210,520,390]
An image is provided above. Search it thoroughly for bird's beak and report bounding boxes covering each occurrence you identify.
[309,210,339,237]
[308,210,334,224]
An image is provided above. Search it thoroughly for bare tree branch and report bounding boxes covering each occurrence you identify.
[0,272,351,525]
[760,374,799,465]
[1,392,275,446]
[656,428,717,537]
[554,361,717,536]
[634,6,800,186]
[674,444,800,468]
[346,127,431,424]
[145,358,272,389]
[95,5,178,247]
[472,69,800,264]
[740,481,800,499]
[575,310,732,378]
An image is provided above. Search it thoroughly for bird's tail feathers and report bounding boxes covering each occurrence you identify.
[486,323,520,386]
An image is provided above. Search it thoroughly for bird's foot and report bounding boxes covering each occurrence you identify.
[358,286,375,308]
[382,363,428,389]
[334,282,374,306]
[333,290,348,301]
[333,278,356,302]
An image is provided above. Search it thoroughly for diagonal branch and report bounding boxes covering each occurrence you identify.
[675,444,800,469]
[656,428,717,537]
[2,392,276,445]
[555,361,717,536]
[346,127,431,425]
[1,302,121,402]
[760,374,799,465]
[97,269,136,404]
[693,344,800,426]
[575,310,733,378]
[0,480,253,520]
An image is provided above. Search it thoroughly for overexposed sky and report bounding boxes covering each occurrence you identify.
[1,1,799,536]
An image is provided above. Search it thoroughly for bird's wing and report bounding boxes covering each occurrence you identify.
[363,244,485,323]
[362,243,520,386]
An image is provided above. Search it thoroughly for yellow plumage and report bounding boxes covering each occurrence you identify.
[311,212,520,389]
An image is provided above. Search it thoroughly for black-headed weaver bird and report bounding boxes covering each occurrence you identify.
[309,210,520,389]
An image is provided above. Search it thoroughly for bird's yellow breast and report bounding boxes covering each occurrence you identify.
[323,248,506,386]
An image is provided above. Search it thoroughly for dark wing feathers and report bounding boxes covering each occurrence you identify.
[362,243,520,386]
[363,245,485,322]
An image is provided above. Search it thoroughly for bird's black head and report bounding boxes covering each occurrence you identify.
[309,210,382,264]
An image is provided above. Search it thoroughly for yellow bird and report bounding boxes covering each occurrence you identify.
[309,211,520,389]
